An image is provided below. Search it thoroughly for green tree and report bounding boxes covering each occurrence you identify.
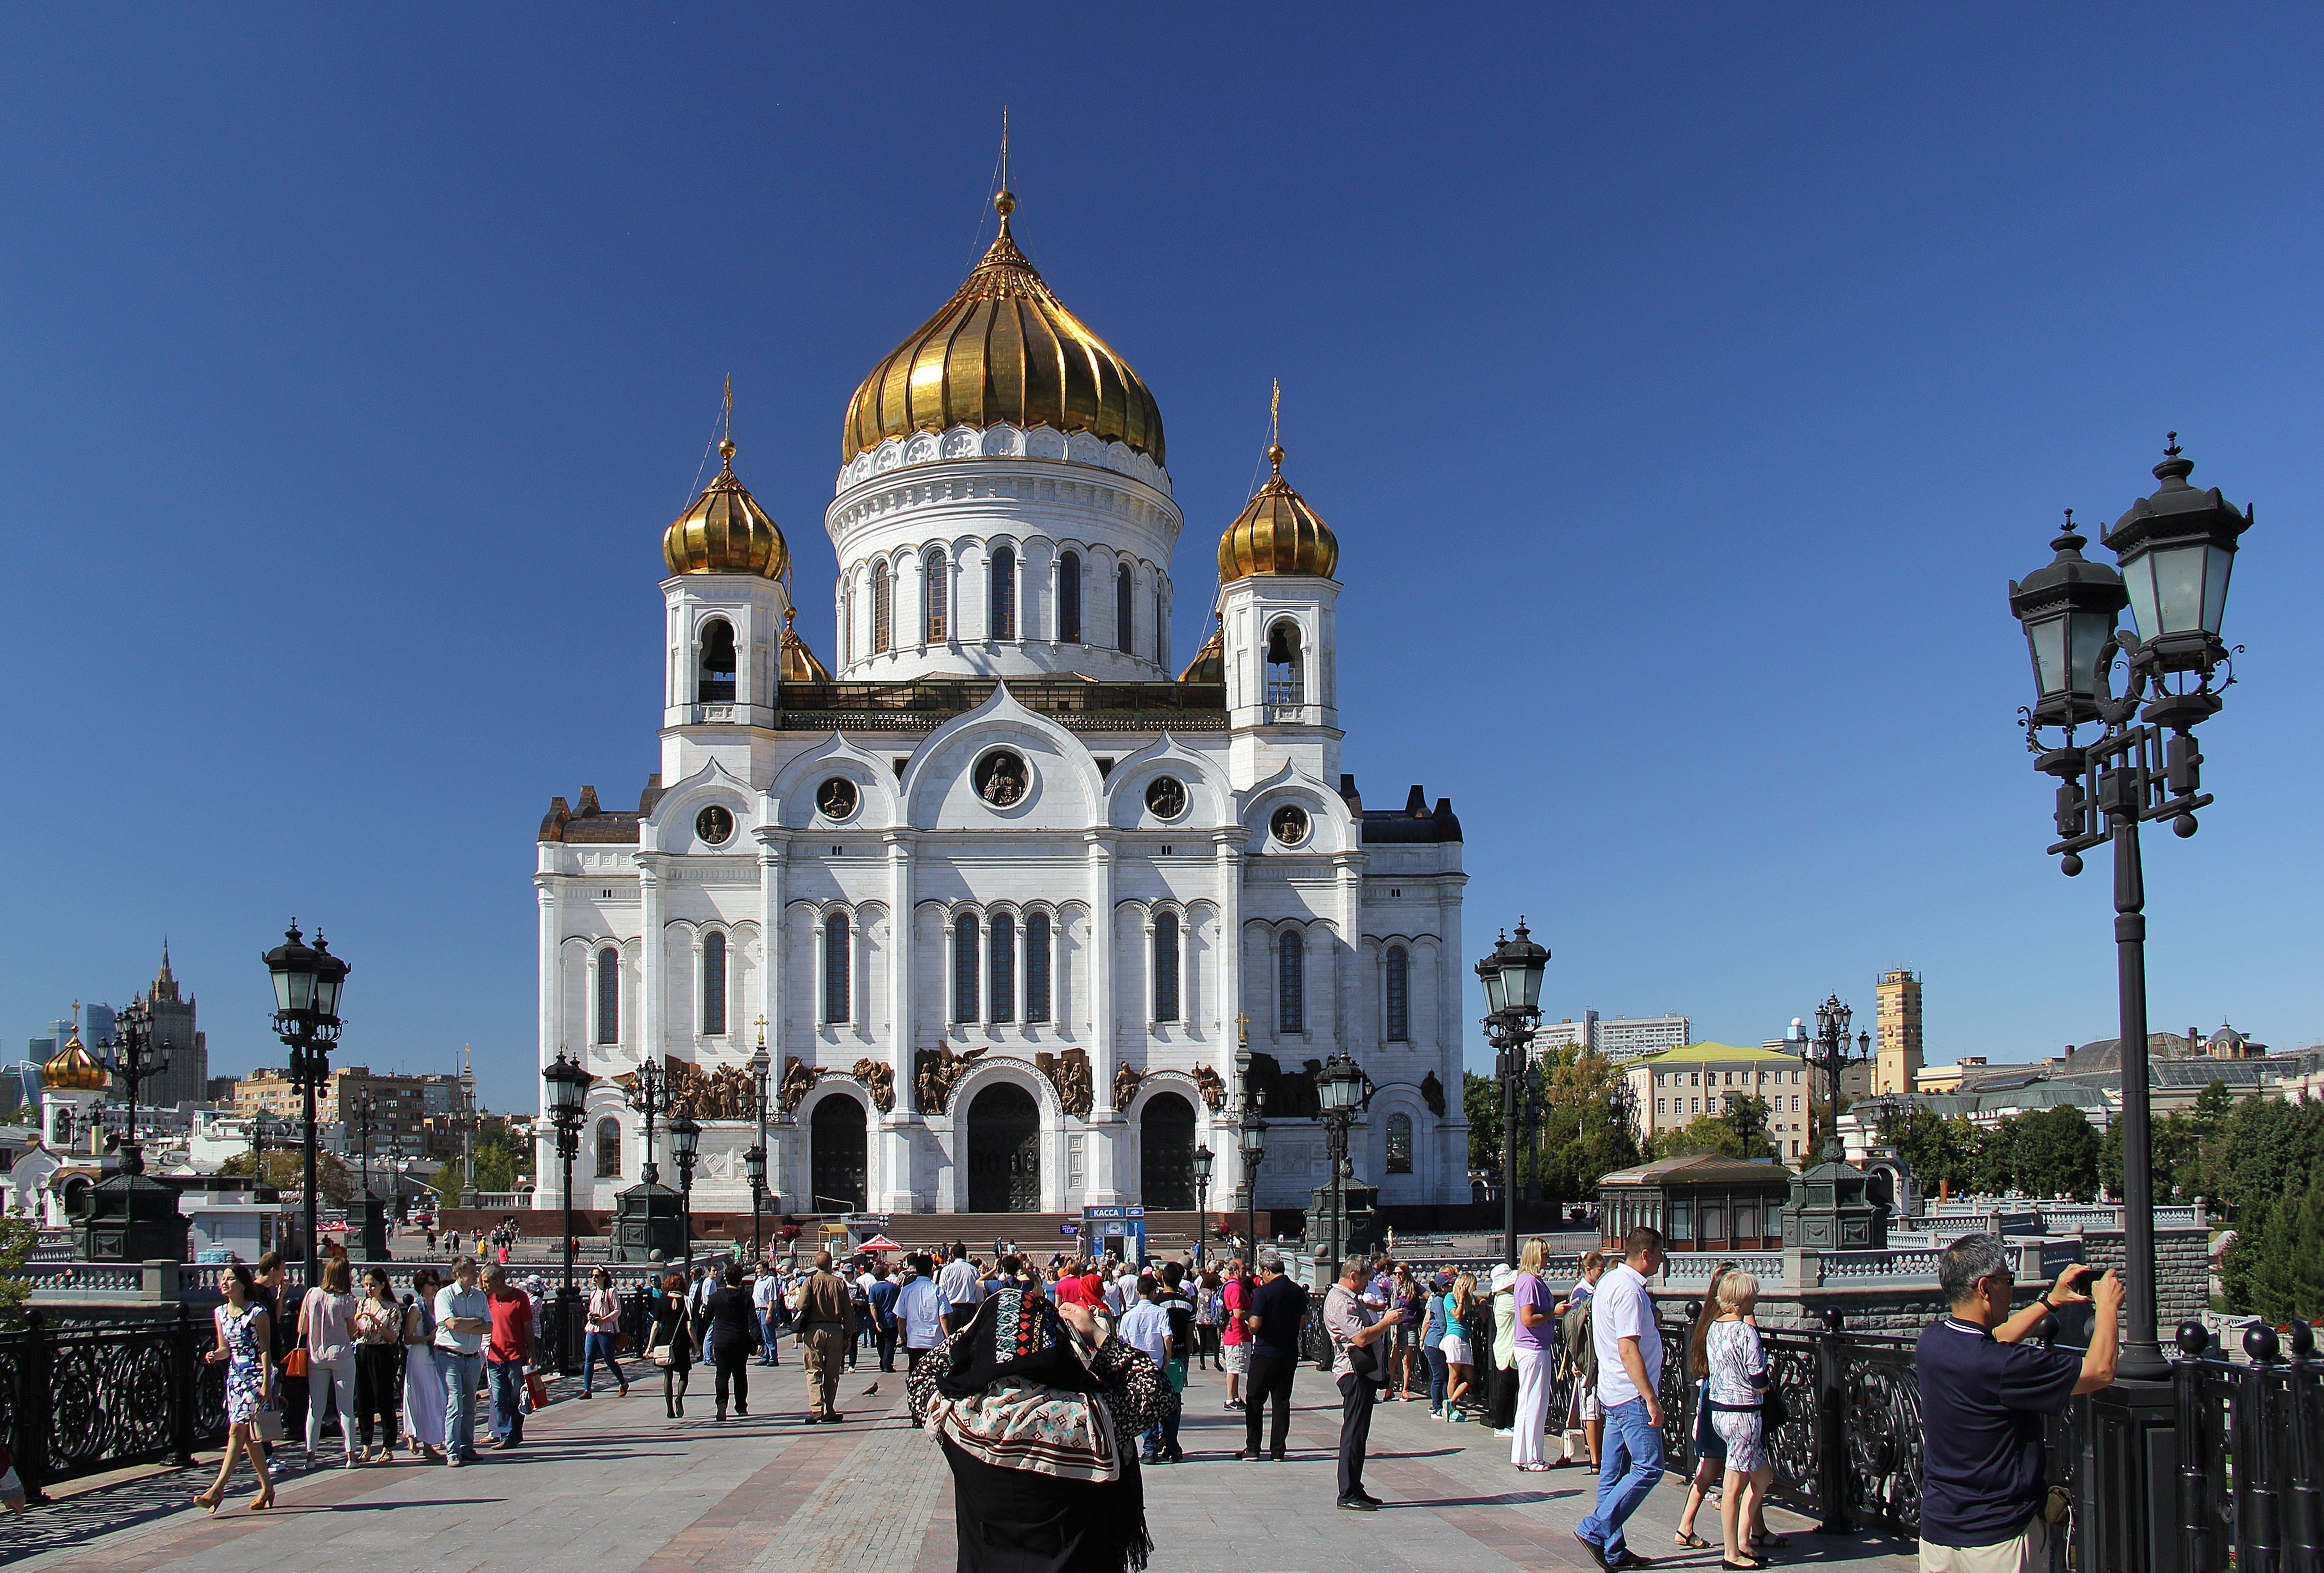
[1969,1116,2021,1196]
[1718,1092,1779,1162]
[220,1149,352,1208]
[1886,1108,1975,1198]
[2012,1106,2100,1200]
[1652,1114,1751,1161]
[1464,1071,1502,1176]
[2221,1176,2324,1321]
[1533,1048,1643,1203]
[0,1216,37,1328]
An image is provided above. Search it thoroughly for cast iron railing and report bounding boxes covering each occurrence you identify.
[0,1308,225,1504]
[2173,1322,2324,1573]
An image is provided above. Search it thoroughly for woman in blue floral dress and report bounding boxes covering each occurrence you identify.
[196,1262,276,1513]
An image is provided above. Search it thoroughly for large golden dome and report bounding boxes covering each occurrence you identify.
[42,1023,110,1094]
[842,194,1165,467]
[1218,445,1338,582]
[663,439,789,580]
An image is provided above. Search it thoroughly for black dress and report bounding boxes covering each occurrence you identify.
[648,1292,694,1372]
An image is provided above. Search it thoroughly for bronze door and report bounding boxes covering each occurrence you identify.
[1139,1092,1196,1210]
[967,1083,1041,1212]
[810,1095,867,1213]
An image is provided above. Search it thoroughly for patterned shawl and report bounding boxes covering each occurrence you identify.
[922,1288,1123,1482]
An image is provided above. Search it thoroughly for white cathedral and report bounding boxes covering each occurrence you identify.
[532,192,1469,1224]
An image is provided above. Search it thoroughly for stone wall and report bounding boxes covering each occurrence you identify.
[2078,1226,2208,1332]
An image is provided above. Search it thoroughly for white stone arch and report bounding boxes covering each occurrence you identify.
[769,733,903,830]
[1238,759,1359,858]
[639,759,757,854]
[1250,914,1335,1043]
[938,1054,1070,1213]
[1102,732,1232,832]
[897,682,1104,831]
[1362,1081,1433,1202]
[797,1080,875,1214]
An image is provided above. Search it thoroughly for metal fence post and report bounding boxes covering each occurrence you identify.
[2285,1320,2320,1573]
[1813,1322,1853,1536]
[2239,1326,2283,1573]
[16,1311,51,1505]
[170,1302,198,1466]
[2173,1330,2213,1573]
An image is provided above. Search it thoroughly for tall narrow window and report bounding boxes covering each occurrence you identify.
[924,548,947,643]
[699,619,737,701]
[702,931,727,1036]
[1058,553,1082,642]
[596,946,620,1045]
[1266,622,1304,705]
[872,563,893,654]
[841,590,852,665]
[822,913,850,1023]
[1153,912,1180,1022]
[988,912,1016,1024]
[595,1116,622,1178]
[990,546,1016,639]
[1278,929,1305,1034]
[1116,565,1134,652]
[1385,946,1409,1042]
[1024,912,1052,1023]
[953,917,980,1022]
[1154,591,1164,665]
[1386,1112,1413,1173]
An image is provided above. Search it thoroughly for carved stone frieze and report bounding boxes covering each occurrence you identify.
[1034,1047,1094,1120]
[1113,1061,1142,1110]
[852,1057,895,1114]
[913,1045,986,1117]
[1191,1063,1227,1114]
[778,1056,823,1115]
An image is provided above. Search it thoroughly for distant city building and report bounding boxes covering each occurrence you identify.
[1873,968,1923,1096]
[233,1065,450,1158]
[133,944,210,1108]
[1623,1042,1816,1160]
[1534,1010,1691,1062]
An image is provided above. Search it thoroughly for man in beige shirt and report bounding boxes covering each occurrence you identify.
[791,1252,854,1423]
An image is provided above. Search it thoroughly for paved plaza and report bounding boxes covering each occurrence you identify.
[10,1364,1916,1573]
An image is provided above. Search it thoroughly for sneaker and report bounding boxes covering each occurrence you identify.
[1357,1490,1384,1506]
[1574,1532,1612,1573]
[1494,1427,1517,1438]
[1337,1496,1378,1512]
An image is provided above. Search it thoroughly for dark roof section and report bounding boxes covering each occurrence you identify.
[541,774,661,844]
[1360,780,1462,843]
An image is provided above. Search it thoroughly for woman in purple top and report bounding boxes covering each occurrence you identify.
[1511,1238,1561,1468]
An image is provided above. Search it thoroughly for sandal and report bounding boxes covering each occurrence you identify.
[1752,1534,1791,1549]
[1675,1532,1712,1549]
[1723,1560,1768,1571]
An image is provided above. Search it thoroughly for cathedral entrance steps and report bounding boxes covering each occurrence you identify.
[797,1209,1248,1261]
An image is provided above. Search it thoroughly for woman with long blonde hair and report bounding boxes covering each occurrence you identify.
[1704,1271,1775,1568]
[1674,1263,1737,1548]
[1439,1271,1478,1421]
[1510,1238,1560,1469]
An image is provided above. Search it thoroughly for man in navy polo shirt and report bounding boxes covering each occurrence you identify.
[1916,1234,2122,1573]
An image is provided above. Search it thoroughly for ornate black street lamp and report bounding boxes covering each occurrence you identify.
[543,1049,593,1370]
[96,998,166,1172]
[668,1110,701,1269]
[1476,921,1550,1267]
[747,1031,773,1258]
[1797,995,1871,1165]
[1314,1052,1372,1278]
[1237,1091,1267,1270]
[1191,1143,1214,1267]
[744,1143,768,1261]
[2007,436,2250,1380]
[263,922,350,1282]
[626,1056,670,1184]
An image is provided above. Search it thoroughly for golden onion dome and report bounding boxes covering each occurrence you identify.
[42,1027,111,1094]
[1218,444,1338,583]
[663,439,789,579]
[778,607,831,683]
[842,193,1165,467]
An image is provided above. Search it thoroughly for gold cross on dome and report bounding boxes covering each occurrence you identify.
[1234,1011,1251,1045]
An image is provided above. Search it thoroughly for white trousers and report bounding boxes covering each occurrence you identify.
[306,1356,356,1459]
[1513,1346,1553,1466]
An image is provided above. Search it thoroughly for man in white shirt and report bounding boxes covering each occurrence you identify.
[433,1257,490,1466]
[752,1265,783,1367]
[936,1245,986,1335]
[1574,1228,1668,1571]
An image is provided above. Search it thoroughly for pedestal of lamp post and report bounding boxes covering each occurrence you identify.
[75,1157,191,1264]
[611,1180,687,1263]
[359,1192,389,1261]
[1306,1181,1383,1269]
[1778,1160,1888,1252]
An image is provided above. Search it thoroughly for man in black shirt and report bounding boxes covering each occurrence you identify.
[1235,1253,1309,1461]
[705,1264,759,1422]
[1917,1235,2121,1573]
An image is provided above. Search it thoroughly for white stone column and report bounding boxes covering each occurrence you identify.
[536,873,562,1210]
[883,834,920,1211]
[1335,851,1363,1059]
[756,833,785,1054]
[1084,831,1123,1204]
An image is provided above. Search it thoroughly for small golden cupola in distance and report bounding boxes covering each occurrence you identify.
[1218,442,1339,583]
[663,404,789,581]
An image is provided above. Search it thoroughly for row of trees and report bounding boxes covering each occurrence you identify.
[1879,1103,2104,1201]
[1463,1046,1644,1207]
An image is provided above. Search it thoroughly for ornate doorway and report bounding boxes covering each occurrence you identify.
[1139,1091,1196,1210]
[810,1095,867,1213]
[966,1082,1040,1212]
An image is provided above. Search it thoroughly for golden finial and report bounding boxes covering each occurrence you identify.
[1267,380,1284,471]
[995,107,1016,220]
[719,375,736,466]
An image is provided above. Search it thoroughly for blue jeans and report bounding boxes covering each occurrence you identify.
[439,1349,482,1459]
[759,1311,782,1365]
[1577,1396,1666,1560]
[486,1356,526,1444]
[582,1331,626,1394]
[1424,1345,1449,1411]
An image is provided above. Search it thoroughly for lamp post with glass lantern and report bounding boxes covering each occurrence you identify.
[668,1111,701,1270]
[2006,436,2250,1381]
[746,1031,773,1258]
[744,1143,768,1261]
[262,922,350,1284]
[543,1049,593,1370]
[1237,1095,1267,1270]
[1313,1053,1372,1277]
[1191,1144,1214,1268]
[1475,921,1550,1268]
[1798,995,1870,1165]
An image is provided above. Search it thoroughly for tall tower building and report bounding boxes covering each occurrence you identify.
[1873,968,1923,1096]
[139,943,210,1108]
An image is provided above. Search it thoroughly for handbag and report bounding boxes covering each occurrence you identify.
[254,1404,285,1442]
[282,1349,309,1378]
[526,1370,549,1409]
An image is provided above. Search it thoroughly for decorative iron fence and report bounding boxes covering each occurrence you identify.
[2172,1322,2324,1573]
[0,1309,225,1503]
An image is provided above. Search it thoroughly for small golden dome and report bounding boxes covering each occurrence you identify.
[1177,618,1224,684]
[663,439,789,579]
[779,607,831,683]
[1218,445,1338,583]
[42,1025,111,1094]
[842,195,1165,467]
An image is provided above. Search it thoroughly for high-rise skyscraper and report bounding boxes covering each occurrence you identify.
[138,943,210,1108]
[1874,968,1923,1096]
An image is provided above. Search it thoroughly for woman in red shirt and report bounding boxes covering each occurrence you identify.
[1219,1257,1249,1409]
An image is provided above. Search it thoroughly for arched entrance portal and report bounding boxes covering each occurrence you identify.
[810,1095,867,1213]
[1140,1092,1196,1210]
[966,1083,1040,1213]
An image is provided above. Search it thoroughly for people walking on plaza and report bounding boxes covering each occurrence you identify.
[432,1257,490,1465]
[1511,1241,1560,1466]
[351,1266,404,1462]
[645,1269,698,1418]
[1235,1252,1307,1461]
[753,1258,785,1367]
[1574,1226,1669,1572]
[793,1250,854,1423]
[251,1253,301,1454]
[936,1243,985,1336]
[866,1260,900,1373]
[400,1267,449,1461]
[296,1256,360,1469]
[911,1284,1169,1573]
[706,1263,757,1421]
[481,1264,533,1449]
[195,1263,276,1513]
[1916,1236,2121,1573]
[1391,1264,1424,1400]
[1700,1270,1777,1568]
[580,1266,630,1398]
[1118,1275,1177,1463]
[897,1253,946,1426]
[1438,1271,1478,1421]
[1675,1263,1739,1545]
[1418,1272,1451,1416]
[1323,1252,1403,1510]
[1218,1258,1249,1409]
[1192,1267,1222,1372]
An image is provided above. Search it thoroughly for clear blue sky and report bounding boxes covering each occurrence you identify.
[5,6,2319,1111]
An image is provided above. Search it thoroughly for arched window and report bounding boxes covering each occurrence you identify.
[702,931,727,1036]
[822,913,850,1023]
[1266,621,1304,706]
[953,916,980,1022]
[988,912,1015,1024]
[1386,1111,1414,1174]
[1385,946,1409,1042]
[1154,590,1164,665]
[1058,553,1082,643]
[990,546,1017,639]
[1153,911,1180,1022]
[1116,565,1134,653]
[872,562,893,654]
[1024,912,1052,1023]
[1278,929,1305,1034]
[595,946,619,1045]
[699,618,736,701]
[595,1116,622,1178]
[841,589,852,665]
[924,548,947,643]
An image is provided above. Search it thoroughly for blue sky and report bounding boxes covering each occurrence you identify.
[4,6,2319,1111]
